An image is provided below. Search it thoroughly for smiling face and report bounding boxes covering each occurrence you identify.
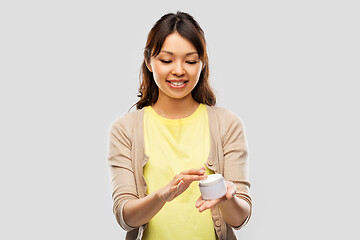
[146,32,203,103]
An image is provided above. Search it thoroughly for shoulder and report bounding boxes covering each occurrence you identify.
[109,109,144,137]
[207,105,244,126]
[206,105,246,139]
[110,110,139,127]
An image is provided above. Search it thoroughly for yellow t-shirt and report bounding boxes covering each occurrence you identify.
[142,103,216,240]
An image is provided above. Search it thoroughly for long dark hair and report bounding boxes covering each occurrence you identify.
[129,11,216,111]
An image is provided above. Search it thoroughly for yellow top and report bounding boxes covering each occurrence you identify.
[142,103,216,240]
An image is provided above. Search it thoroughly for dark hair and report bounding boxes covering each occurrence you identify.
[129,11,216,111]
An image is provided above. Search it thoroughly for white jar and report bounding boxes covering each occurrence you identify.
[199,174,227,200]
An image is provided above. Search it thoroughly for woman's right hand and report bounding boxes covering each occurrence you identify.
[122,166,207,228]
[156,167,207,202]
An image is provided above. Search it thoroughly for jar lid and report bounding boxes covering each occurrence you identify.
[199,174,224,187]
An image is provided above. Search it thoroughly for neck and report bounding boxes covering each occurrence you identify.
[151,93,200,119]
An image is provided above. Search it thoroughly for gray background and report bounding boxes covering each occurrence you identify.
[1,0,359,239]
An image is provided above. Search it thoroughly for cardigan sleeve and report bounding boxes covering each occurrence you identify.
[221,109,252,230]
[107,116,139,232]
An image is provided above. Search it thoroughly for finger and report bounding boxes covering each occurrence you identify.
[197,203,206,212]
[226,190,236,199]
[197,201,207,212]
[195,196,206,208]
[225,181,236,199]
[198,200,211,212]
[198,199,222,212]
[181,167,206,176]
[207,198,222,209]
[181,175,207,183]
[225,186,235,199]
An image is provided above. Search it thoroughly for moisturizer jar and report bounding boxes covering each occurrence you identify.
[199,174,227,200]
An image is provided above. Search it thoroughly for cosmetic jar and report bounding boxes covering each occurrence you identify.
[199,174,227,200]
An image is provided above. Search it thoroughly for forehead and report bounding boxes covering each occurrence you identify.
[159,32,198,55]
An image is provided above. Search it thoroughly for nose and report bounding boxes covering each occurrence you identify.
[171,61,185,76]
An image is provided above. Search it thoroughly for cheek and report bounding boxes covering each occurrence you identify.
[190,66,203,79]
[152,65,168,81]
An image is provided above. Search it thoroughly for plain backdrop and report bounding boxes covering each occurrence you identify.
[1,0,359,239]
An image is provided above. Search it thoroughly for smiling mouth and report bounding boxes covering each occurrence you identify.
[166,80,189,86]
[166,80,189,89]
[167,80,188,86]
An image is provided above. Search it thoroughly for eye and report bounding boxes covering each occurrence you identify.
[186,61,198,65]
[160,60,172,64]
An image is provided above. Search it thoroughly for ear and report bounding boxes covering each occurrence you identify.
[145,60,153,73]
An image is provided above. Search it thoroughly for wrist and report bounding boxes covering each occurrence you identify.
[154,185,169,204]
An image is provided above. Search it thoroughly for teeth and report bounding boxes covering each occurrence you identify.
[170,81,185,86]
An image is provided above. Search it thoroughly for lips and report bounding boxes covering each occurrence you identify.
[166,80,189,89]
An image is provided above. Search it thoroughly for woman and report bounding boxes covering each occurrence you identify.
[108,11,252,240]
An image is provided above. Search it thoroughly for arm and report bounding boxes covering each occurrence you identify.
[218,182,251,227]
[196,110,252,228]
[220,112,252,228]
[107,117,139,231]
[109,117,207,229]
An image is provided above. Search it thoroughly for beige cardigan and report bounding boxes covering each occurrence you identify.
[107,105,252,240]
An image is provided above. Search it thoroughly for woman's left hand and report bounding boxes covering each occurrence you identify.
[195,180,236,212]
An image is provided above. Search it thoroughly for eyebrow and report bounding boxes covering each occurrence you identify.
[160,50,198,56]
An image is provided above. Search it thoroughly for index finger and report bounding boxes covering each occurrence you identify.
[181,174,207,183]
[181,167,206,176]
